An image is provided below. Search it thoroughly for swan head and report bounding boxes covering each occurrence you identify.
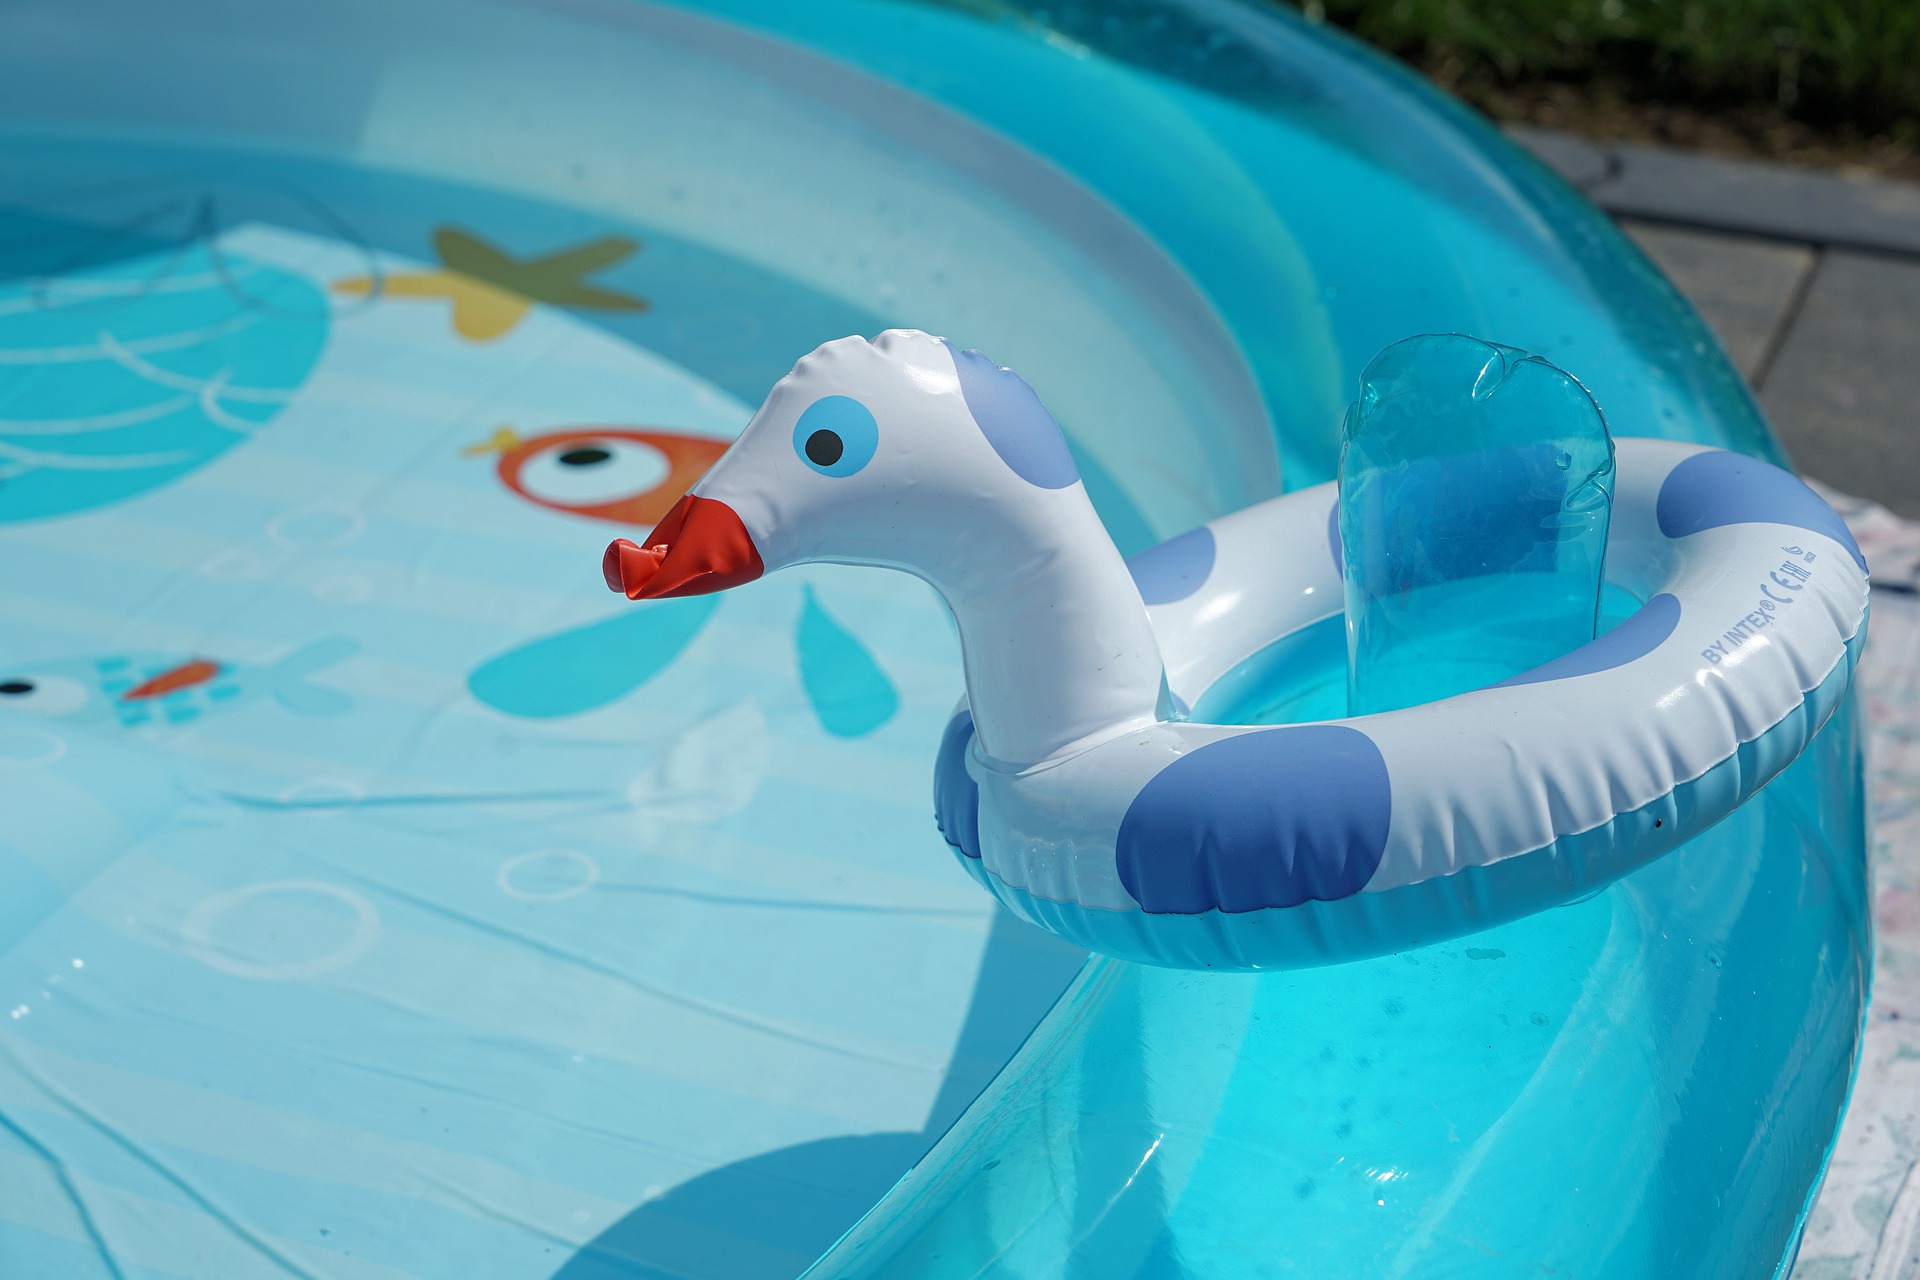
[602,328,1082,600]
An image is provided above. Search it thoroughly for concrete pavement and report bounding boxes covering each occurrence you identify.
[1511,126,1920,519]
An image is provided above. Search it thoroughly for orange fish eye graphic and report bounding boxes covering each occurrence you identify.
[471,426,729,529]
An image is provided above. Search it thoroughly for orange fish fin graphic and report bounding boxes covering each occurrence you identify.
[124,659,222,701]
[463,426,522,457]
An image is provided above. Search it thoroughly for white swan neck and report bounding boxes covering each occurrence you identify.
[932,488,1166,770]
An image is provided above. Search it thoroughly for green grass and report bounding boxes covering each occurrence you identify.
[1288,0,1920,138]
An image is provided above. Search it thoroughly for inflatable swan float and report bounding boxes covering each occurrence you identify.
[602,330,1869,969]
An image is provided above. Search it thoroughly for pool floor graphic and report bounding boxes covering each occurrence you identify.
[796,585,900,738]
[466,584,900,738]
[464,391,902,737]
[467,423,730,529]
[467,597,722,721]
[0,637,356,730]
[0,212,330,523]
[333,226,646,342]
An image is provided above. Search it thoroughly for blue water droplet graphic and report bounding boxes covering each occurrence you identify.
[796,586,898,738]
[468,597,720,719]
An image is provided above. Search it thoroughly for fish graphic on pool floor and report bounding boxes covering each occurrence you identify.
[467,426,899,736]
[465,424,728,528]
[0,636,356,730]
[333,226,646,342]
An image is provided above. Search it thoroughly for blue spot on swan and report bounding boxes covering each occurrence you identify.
[1128,525,1216,606]
[941,341,1079,490]
[1491,593,1681,688]
[796,586,899,738]
[1116,724,1390,914]
[0,216,327,522]
[934,709,981,859]
[469,597,719,718]
[1656,450,1864,572]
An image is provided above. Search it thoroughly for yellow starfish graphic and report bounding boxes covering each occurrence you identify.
[334,227,646,342]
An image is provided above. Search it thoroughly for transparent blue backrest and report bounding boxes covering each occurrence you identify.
[1339,334,1616,715]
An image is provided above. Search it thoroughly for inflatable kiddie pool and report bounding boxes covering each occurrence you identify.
[0,2,1868,1278]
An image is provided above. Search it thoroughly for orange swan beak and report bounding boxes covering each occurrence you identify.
[602,494,764,600]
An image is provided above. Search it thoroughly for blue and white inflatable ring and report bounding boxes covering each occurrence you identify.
[605,332,1871,971]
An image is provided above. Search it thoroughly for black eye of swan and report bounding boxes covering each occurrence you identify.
[557,446,613,467]
[0,680,33,695]
[805,430,844,467]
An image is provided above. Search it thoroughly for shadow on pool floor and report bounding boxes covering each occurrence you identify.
[551,906,1088,1280]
